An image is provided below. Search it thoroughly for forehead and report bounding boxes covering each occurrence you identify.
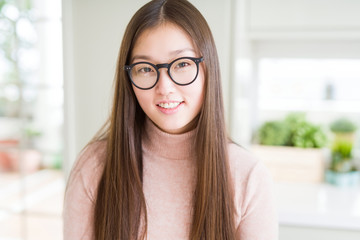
[131,22,198,62]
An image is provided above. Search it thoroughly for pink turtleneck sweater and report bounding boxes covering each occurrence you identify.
[63,120,278,239]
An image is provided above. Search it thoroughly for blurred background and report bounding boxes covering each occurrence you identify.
[0,0,359,239]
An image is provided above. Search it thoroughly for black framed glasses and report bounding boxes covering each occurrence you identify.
[124,56,204,90]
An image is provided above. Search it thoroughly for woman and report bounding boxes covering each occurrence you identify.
[63,0,278,239]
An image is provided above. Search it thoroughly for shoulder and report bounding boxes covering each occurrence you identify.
[227,142,264,179]
[227,141,272,186]
[227,142,277,222]
[63,141,107,238]
[227,141,274,205]
[73,140,107,171]
[66,140,107,202]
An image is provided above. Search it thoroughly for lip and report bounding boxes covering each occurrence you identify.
[156,101,184,114]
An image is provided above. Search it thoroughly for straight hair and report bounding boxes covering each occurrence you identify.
[93,0,236,239]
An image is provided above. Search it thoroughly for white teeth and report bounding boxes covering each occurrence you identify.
[158,102,181,109]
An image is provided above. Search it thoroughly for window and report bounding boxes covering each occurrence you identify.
[258,58,360,113]
[0,0,64,239]
[250,41,360,141]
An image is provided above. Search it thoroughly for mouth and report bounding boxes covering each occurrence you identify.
[156,101,183,109]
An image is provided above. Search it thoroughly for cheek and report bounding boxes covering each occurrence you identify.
[186,73,205,111]
[195,72,206,103]
[133,87,151,110]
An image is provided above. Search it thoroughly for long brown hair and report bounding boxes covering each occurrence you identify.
[94,0,236,239]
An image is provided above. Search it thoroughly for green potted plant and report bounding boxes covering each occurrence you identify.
[256,113,327,148]
[258,120,290,146]
[325,118,359,186]
[252,113,328,183]
[330,118,357,143]
[286,113,327,148]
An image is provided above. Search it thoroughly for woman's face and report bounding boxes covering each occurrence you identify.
[131,23,205,134]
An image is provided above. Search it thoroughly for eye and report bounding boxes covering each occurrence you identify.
[175,61,191,69]
[133,64,155,75]
[138,67,153,73]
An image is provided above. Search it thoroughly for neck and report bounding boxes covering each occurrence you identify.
[142,118,197,160]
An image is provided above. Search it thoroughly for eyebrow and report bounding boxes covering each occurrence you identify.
[131,48,196,63]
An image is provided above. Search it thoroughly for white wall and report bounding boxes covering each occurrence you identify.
[249,0,360,31]
[62,0,234,174]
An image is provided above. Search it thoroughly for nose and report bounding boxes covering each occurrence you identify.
[155,68,176,96]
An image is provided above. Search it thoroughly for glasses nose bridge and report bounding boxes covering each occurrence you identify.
[155,63,172,82]
[156,63,170,71]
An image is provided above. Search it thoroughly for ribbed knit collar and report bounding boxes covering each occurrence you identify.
[142,118,197,160]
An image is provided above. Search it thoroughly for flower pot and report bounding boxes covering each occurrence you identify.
[333,132,355,143]
[325,170,360,187]
[251,145,325,183]
[0,139,42,173]
[0,139,19,172]
[0,149,42,173]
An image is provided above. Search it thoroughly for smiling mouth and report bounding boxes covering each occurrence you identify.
[157,102,183,109]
